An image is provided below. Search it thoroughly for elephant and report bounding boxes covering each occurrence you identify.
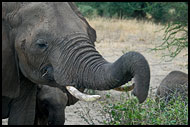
[34,85,68,125]
[156,71,188,102]
[2,2,150,125]
[2,79,81,125]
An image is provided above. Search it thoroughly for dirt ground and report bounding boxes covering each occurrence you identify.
[2,18,188,125]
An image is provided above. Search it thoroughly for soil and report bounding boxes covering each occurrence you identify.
[2,19,188,125]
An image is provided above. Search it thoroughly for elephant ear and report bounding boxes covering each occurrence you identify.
[68,2,97,45]
[2,17,20,98]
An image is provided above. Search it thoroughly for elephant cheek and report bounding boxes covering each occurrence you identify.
[41,65,54,81]
[53,65,72,87]
[53,71,65,86]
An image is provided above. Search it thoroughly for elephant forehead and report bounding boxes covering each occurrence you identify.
[14,3,88,49]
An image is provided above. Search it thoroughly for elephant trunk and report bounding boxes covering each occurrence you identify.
[82,51,150,103]
[53,34,150,103]
[112,52,151,103]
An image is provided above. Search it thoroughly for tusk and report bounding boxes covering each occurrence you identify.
[66,86,101,102]
[42,71,48,77]
[114,83,135,92]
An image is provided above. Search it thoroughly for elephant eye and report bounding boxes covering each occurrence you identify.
[36,39,48,49]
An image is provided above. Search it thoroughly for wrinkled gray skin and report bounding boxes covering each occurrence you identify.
[2,2,150,125]
[156,71,188,102]
[34,85,68,125]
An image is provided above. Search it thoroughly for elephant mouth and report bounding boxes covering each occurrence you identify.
[41,64,54,82]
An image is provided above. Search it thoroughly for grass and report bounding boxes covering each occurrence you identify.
[87,17,164,44]
[87,17,188,63]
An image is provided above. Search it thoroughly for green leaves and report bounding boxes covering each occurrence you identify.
[152,22,188,60]
[78,89,187,125]
[76,2,187,24]
[101,93,188,125]
[148,2,188,60]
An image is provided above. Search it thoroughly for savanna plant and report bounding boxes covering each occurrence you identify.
[152,22,188,61]
[77,88,188,125]
[151,2,188,61]
[100,89,188,125]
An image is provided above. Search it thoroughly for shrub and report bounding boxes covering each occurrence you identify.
[77,5,98,18]
[101,90,188,125]
[150,2,188,60]
[77,88,188,125]
[75,2,188,24]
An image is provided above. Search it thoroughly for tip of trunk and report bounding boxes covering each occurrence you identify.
[112,51,150,103]
[128,52,150,103]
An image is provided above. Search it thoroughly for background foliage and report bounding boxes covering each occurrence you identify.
[75,2,188,24]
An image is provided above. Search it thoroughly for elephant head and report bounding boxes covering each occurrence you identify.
[156,71,188,102]
[2,2,150,103]
[35,85,68,125]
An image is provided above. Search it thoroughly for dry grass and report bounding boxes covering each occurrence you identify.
[87,17,164,45]
[86,17,188,90]
[85,17,168,62]
[86,17,188,65]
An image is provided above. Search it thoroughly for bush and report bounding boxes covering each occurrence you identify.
[77,88,188,125]
[77,5,98,18]
[148,2,188,60]
[76,2,149,19]
[152,22,188,60]
[75,2,188,24]
[100,91,188,125]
